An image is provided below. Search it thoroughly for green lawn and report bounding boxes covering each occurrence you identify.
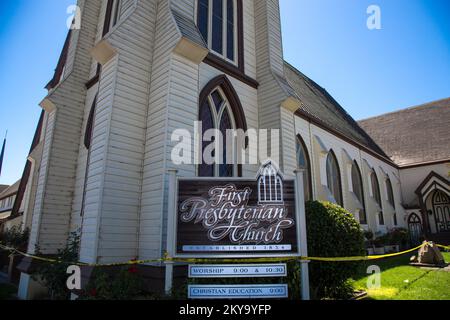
[352,252,450,300]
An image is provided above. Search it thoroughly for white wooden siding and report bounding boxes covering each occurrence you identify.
[139,0,180,261]
[28,0,102,254]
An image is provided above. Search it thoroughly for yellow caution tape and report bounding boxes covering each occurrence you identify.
[2,241,447,267]
[436,244,450,250]
[303,244,425,262]
[0,243,164,266]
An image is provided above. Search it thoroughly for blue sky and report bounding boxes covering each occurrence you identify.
[0,0,449,185]
[280,0,450,118]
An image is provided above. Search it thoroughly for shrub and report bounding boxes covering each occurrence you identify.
[79,266,144,300]
[373,234,387,247]
[306,201,365,300]
[32,232,80,300]
[363,230,374,242]
[387,228,409,247]
[0,224,29,250]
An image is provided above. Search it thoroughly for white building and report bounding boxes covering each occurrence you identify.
[359,99,450,244]
[0,180,21,232]
[13,0,449,298]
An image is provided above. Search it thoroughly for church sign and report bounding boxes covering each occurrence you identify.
[188,264,287,278]
[188,284,289,299]
[174,162,300,258]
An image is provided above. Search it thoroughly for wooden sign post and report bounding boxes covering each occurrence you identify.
[295,169,310,300]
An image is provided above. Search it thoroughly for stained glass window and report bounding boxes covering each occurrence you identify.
[197,0,237,63]
[199,88,236,177]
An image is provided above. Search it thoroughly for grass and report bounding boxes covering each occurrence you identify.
[0,283,17,300]
[352,252,450,300]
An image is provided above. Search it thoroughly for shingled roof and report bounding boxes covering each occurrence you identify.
[0,180,20,200]
[358,98,450,167]
[284,62,390,160]
[0,185,8,194]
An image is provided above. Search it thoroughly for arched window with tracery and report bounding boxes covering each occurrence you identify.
[198,76,247,177]
[258,162,283,204]
[326,150,343,207]
[296,135,312,201]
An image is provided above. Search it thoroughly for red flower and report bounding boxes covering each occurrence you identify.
[90,288,97,297]
[128,266,138,274]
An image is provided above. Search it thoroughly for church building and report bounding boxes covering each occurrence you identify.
[8,0,448,299]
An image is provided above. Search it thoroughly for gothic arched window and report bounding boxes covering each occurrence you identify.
[197,0,239,63]
[408,213,423,245]
[296,135,312,201]
[386,178,395,207]
[351,161,367,224]
[326,150,343,207]
[371,170,384,225]
[84,96,97,149]
[258,163,283,204]
[198,76,247,177]
[386,177,396,225]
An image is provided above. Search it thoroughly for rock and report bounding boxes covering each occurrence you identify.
[417,242,445,266]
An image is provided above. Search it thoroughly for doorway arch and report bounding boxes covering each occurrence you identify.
[432,190,450,233]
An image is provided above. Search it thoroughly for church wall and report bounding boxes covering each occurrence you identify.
[69,84,99,234]
[292,115,406,234]
[360,150,406,231]
[399,163,450,208]
[28,0,102,255]
[138,0,180,261]
[24,0,422,269]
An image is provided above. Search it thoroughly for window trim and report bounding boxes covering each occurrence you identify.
[206,0,238,64]
[197,75,247,178]
[197,0,255,88]
[112,0,122,27]
[197,0,241,65]
[102,0,121,37]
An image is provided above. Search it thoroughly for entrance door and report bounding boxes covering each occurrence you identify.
[408,213,423,245]
[432,190,450,233]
